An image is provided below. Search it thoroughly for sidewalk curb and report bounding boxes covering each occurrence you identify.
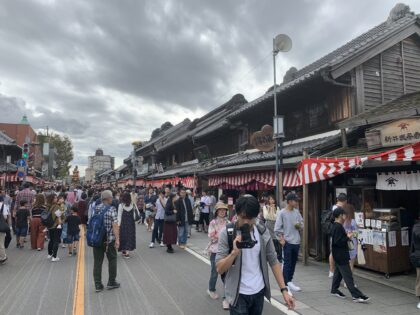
[307,259,415,296]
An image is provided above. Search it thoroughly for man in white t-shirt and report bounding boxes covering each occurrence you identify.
[199,190,211,233]
[216,195,294,314]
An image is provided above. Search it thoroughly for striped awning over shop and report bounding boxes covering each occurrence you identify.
[0,174,43,186]
[298,157,361,186]
[208,169,300,188]
[297,141,420,185]
[368,141,420,162]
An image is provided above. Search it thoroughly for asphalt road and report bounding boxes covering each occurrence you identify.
[0,225,288,315]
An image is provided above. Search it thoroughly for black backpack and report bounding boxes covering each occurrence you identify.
[41,208,55,228]
[321,209,335,235]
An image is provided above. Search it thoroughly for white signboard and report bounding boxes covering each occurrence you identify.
[355,212,364,228]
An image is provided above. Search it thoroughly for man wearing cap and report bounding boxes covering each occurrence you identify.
[92,190,120,292]
[274,193,304,293]
[329,193,348,278]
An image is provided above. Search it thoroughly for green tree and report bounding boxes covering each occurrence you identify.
[38,132,74,179]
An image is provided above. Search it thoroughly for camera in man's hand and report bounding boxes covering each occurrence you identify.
[236,223,257,249]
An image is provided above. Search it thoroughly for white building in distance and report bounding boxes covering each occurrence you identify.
[88,149,115,176]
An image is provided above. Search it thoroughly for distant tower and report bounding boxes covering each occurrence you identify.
[20,115,29,125]
[95,148,104,156]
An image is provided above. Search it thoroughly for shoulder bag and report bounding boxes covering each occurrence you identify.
[133,203,141,222]
[0,204,10,233]
[164,207,177,223]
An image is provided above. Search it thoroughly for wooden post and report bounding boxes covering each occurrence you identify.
[302,150,309,265]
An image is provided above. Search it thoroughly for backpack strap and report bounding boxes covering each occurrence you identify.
[256,221,267,235]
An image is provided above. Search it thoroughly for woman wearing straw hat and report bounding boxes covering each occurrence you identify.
[207,201,230,310]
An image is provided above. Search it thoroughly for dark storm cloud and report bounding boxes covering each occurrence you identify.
[0,0,419,171]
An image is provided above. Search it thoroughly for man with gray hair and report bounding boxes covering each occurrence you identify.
[92,190,120,292]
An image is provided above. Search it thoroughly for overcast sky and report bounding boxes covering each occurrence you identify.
[1,0,419,175]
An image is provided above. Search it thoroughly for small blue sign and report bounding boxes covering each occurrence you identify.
[17,159,26,167]
[17,171,25,177]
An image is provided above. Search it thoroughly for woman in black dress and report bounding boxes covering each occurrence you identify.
[163,193,178,253]
[117,192,136,258]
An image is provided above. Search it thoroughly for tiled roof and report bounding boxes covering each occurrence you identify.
[0,163,17,172]
[217,134,340,167]
[0,130,16,146]
[115,164,128,172]
[321,144,398,158]
[229,12,419,118]
[149,163,199,179]
[157,95,247,151]
[338,91,420,128]
[136,119,191,154]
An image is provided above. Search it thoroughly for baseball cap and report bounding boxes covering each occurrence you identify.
[337,193,347,202]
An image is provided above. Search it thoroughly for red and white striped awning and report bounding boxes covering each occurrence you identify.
[368,141,420,162]
[297,157,361,186]
[180,176,196,189]
[297,142,420,186]
[208,169,299,188]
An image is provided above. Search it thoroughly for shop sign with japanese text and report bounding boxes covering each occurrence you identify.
[366,118,420,149]
[250,125,275,152]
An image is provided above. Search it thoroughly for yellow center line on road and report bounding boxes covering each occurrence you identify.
[72,225,85,315]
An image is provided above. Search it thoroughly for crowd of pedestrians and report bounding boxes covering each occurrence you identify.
[9,181,420,314]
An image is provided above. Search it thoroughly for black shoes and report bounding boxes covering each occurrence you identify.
[95,284,104,292]
[107,282,121,290]
[166,248,174,253]
[331,290,346,299]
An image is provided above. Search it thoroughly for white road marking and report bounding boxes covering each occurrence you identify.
[185,247,300,315]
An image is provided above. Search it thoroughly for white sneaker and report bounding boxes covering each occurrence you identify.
[329,271,334,278]
[51,257,60,262]
[61,244,66,248]
[287,282,301,292]
[207,289,219,300]
[149,242,154,248]
[222,299,230,310]
[417,302,420,309]
[47,255,52,259]
[160,242,164,247]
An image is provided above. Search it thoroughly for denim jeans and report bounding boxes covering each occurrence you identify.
[178,223,189,245]
[229,289,265,315]
[283,242,300,284]
[209,253,218,292]
[152,219,164,243]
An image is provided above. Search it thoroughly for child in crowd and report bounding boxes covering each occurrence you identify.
[65,205,81,256]
[15,200,30,249]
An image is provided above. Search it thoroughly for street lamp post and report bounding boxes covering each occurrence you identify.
[272,34,292,204]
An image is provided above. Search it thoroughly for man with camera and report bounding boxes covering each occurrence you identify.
[216,195,295,314]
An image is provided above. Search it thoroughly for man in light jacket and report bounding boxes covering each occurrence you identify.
[216,195,294,314]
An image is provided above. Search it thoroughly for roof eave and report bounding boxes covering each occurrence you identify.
[337,108,420,129]
[331,20,420,79]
